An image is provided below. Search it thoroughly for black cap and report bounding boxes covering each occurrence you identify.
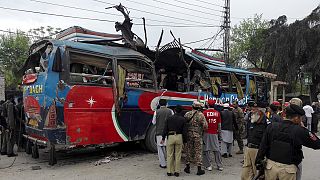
[285,104,305,116]
[248,101,256,107]
[175,105,183,113]
[159,99,167,106]
[270,104,278,112]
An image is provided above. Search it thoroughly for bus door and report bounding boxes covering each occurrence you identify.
[23,43,53,133]
[63,50,124,146]
[116,58,157,140]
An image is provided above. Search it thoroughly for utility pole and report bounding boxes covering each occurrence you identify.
[223,0,230,64]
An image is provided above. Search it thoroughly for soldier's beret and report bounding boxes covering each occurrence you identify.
[285,104,305,116]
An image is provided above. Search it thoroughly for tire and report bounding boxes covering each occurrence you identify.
[144,124,157,153]
[49,144,57,166]
[31,143,39,159]
[26,140,32,155]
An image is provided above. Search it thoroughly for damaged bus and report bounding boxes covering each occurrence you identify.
[20,25,269,165]
[21,38,205,165]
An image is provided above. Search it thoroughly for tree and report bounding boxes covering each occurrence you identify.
[0,31,30,89]
[0,26,61,89]
[27,26,61,43]
[261,6,320,99]
[230,14,269,68]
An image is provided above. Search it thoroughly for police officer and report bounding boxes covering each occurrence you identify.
[1,99,9,155]
[161,105,187,177]
[184,101,208,176]
[241,102,267,180]
[268,103,283,123]
[232,100,245,154]
[255,104,320,180]
[15,97,25,151]
[6,97,17,157]
[0,100,6,155]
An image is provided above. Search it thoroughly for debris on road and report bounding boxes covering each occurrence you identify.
[94,151,129,166]
[31,166,41,170]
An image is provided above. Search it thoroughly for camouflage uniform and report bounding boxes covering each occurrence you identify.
[184,110,208,166]
[233,106,244,152]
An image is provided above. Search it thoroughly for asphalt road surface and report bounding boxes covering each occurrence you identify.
[0,142,319,180]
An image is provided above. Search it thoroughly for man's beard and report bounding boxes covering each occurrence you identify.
[251,112,261,123]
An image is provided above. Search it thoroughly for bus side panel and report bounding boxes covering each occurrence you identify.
[64,85,125,145]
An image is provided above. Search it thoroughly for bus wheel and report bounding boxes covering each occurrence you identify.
[144,124,157,153]
[49,144,57,166]
[26,140,32,155]
[31,143,39,159]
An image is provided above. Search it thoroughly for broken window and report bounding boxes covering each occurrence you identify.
[118,59,155,89]
[256,76,267,102]
[248,76,257,100]
[68,51,112,86]
[24,44,52,75]
[209,71,230,93]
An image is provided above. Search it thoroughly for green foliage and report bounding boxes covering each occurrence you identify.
[0,26,61,90]
[230,14,269,68]
[0,31,30,89]
[27,26,61,43]
[231,6,320,99]
[262,6,320,96]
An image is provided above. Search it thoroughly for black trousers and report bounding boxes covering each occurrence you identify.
[311,114,319,133]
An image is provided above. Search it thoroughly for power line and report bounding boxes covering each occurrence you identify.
[204,28,223,49]
[92,0,220,25]
[0,6,220,28]
[171,0,223,13]
[151,0,222,17]
[123,0,221,22]
[28,0,213,26]
[136,24,220,27]
[230,16,302,21]
[183,29,222,45]
[0,6,116,22]
[184,36,216,45]
[29,0,122,17]
[199,28,222,48]
[193,0,224,8]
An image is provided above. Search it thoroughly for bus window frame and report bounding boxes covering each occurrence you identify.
[256,75,268,102]
[230,73,247,94]
[208,70,231,93]
[116,57,157,91]
[62,48,114,87]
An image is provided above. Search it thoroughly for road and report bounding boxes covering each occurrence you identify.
[0,142,319,180]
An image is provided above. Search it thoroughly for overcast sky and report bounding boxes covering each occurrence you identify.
[0,0,319,49]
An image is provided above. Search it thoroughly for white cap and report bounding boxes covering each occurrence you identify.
[223,103,230,108]
[193,101,203,108]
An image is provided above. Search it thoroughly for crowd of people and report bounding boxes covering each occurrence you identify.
[1,93,320,179]
[153,98,320,179]
[0,96,25,158]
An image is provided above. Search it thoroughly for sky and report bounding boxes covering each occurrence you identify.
[0,0,319,50]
